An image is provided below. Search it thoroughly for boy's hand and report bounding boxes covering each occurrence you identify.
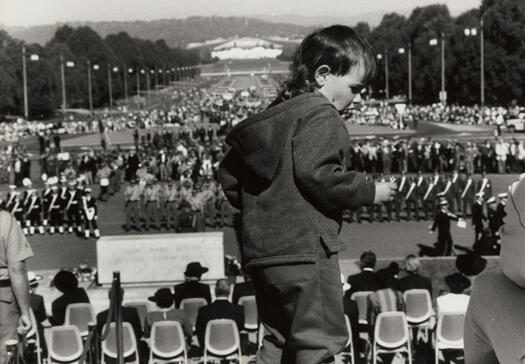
[373,181,396,204]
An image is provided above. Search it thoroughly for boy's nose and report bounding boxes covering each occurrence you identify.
[353,93,362,104]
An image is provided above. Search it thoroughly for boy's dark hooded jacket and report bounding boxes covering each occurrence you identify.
[219,92,375,268]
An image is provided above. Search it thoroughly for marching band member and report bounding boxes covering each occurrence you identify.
[48,185,64,234]
[82,188,100,239]
[10,191,26,234]
[41,174,52,226]
[429,199,459,256]
[65,180,83,234]
[461,172,476,217]
[476,170,492,201]
[24,188,44,235]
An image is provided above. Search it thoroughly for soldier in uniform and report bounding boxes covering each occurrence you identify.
[0,210,33,362]
[472,192,486,244]
[422,176,437,220]
[97,162,112,201]
[429,199,459,256]
[81,188,100,239]
[404,176,418,221]
[48,186,64,234]
[476,170,492,201]
[460,172,476,217]
[10,192,26,234]
[487,197,500,239]
[41,178,53,227]
[24,188,44,235]
[450,169,462,214]
[495,192,508,239]
[143,181,160,230]
[58,176,69,232]
[123,179,142,231]
[413,171,427,221]
[64,180,83,234]
[163,181,180,230]
[441,174,457,213]
[394,171,409,221]
[4,186,18,212]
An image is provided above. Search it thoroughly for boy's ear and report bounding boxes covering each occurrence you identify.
[314,65,331,87]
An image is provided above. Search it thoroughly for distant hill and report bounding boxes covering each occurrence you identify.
[2,16,314,48]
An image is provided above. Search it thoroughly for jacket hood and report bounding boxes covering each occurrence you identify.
[225,92,334,181]
[499,174,525,287]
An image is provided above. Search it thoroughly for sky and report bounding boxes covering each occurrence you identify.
[0,0,481,27]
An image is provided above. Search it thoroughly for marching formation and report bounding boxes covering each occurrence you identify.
[0,177,99,238]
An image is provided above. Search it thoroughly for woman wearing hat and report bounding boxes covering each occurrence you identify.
[143,288,192,339]
[465,174,525,363]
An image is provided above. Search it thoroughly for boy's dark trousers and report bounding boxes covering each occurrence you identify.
[251,249,347,364]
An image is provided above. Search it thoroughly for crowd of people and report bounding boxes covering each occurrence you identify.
[346,102,524,129]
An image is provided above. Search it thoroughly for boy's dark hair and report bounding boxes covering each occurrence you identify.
[272,25,377,106]
[360,251,376,269]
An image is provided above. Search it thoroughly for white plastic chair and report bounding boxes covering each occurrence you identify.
[48,325,83,364]
[101,322,139,364]
[64,303,96,337]
[238,295,258,331]
[180,297,207,331]
[341,314,356,364]
[403,289,434,343]
[435,311,465,364]
[124,301,151,331]
[373,311,412,364]
[149,321,187,364]
[350,291,374,325]
[203,319,241,363]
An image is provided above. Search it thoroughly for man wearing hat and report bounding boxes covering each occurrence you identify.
[123,178,142,231]
[0,210,33,361]
[24,188,44,235]
[476,170,492,202]
[429,199,459,256]
[465,174,525,363]
[472,192,487,244]
[173,262,212,308]
[81,188,100,239]
[143,288,192,339]
[41,178,54,227]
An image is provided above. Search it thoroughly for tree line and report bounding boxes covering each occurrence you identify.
[0,25,200,119]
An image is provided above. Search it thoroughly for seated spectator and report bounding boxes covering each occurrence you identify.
[174,262,212,308]
[143,288,192,339]
[367,269,406,339]
[28,272,47,357]
[50,270,89,325]
[232,273,255,305]
[96,288,145,363]
[346,251,382,298]
[437,273,470,314]
[341,274,359,357]
[376,261,400,281]
[195,279,244,349]
[397,255,432,293]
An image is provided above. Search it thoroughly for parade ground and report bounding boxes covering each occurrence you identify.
[24,173,519,271]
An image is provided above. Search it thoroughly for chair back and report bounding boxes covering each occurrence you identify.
[374,312,409,349]
[48,325,83,363]
[101,322,137,359]
[124,302,150,330]
[205,319,240,356]
[238,295,258,330]
[436,311,465,348]
[350,291,373,324]
[403,289,432,324]
[344,315,353,348]
[180,297,207,330]
[150,321,185,359]
[64,303,96,336]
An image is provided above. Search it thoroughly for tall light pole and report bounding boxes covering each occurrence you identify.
[60,53,66,114]
[22,46,28,119]
[107,64,114,107]
[123,66,129,103]
[480,18,485,120]
[441,32,446,105]
[429,34,446,105]
[398,46,412,104]
[87,60,93,113]
[384,50,390,99]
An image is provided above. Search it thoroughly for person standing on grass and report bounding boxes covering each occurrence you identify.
[219,25,395,364]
